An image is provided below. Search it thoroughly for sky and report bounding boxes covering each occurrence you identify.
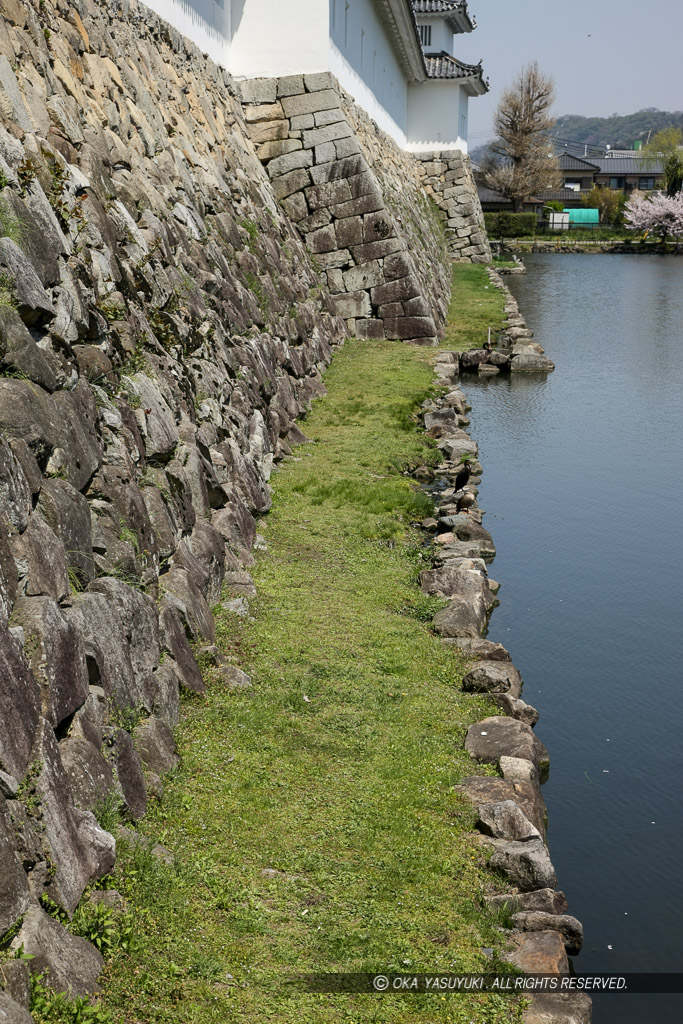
[454,0,683,146]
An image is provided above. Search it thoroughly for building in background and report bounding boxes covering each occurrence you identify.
[142,0,487,152]
[537,152,665,209]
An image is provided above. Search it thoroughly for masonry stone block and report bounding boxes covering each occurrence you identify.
[363,211,395,242]
[335,136,362,159]
[335,216,364,248]
[354,319,385,340]
[310,155,366,185]
[305,178,353,210]
[277,75,305,97]
[10,904,104,996]
[383,252,413,281]
[267,148,313,177]
[281,89,340,119]
[343,261,383,291]
[299,209,332,233]
[258,139,302,161]
[10,513,70,604]
[378,302,404,318]
[302,122,352,148]
[325,269,345,293]
[272,168,312,200]
[307,224,338,253]
[404,295,431,316]
[280,192,308,222]
[347,171,378,199]
[0,793,30,935]
[314,142,337,164]
[314,107,345,127]
[329,193,384,218]
[12,596,89,729]
[249,120,290,144]
[332,291,372,319]
[290,113,315,130]
[351,238,404,262]
[239,78,277,105]
[313,249,352,270]
[36,479,94,584]
[304,72,336,92]
[384,316,437,340]
[0,620,40,783]
[371,275,420,306]
[243,101,285,123]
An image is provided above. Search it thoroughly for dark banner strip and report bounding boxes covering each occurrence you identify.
[293,974,683,994]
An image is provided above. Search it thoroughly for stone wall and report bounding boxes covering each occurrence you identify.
[0,0,347,1008]
[415,150,491,263]
[241,74,455,344]
[0,0,491,1011]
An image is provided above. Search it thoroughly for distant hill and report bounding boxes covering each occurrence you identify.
[470,109,683,166]
[553,109,683,151]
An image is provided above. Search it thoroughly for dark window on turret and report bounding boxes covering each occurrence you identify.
[419,25,432,47]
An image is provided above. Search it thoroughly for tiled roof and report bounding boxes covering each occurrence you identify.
[425,50,489,91]
[558,153,599,172]
[412,1,475,32]
[594,158,664,174]
[536,189,591,202]
[477,185,543,208]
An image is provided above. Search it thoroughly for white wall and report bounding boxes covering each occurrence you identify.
[329,0,408,134]
[406,80,468,153]
[141,0,230,66]
[230,0,329,77]
[417,18,454,54]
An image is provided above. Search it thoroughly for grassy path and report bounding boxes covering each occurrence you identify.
[443,265,506,351]
[98,336,523,1024]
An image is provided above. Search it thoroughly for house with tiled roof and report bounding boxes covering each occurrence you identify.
[142,0,487,154]
[534,152,665,207]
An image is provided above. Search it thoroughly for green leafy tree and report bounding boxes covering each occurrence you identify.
[581,185,626,226]
[642,126,683,195]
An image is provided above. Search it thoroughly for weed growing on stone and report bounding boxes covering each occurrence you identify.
[0,196,25,246]
[17,157,38,193]
[30,973,117,1024]
[443,265,507,351]
[71,901,136,959]
[97,339,523,1024]
[106,700,147,735]
[244,270,270,314]
[0,271,17,309]
[93,791,124,833]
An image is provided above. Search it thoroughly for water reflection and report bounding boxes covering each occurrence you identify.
[464,254,683,1024]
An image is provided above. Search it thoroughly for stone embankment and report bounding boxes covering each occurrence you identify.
[415,354,590,1023]
[500,238,678,255]
[447,268,555,377]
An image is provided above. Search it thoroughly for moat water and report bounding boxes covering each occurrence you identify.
[464,253,683,1023]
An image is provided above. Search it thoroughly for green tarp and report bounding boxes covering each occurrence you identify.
[564,208,600,224]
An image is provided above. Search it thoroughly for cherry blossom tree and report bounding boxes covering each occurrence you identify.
[624,191,683,245]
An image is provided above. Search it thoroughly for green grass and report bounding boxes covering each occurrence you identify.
[96,339,523,1024]
[442,265,506,352]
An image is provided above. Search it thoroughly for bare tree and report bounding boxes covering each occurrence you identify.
[481,62,561,211]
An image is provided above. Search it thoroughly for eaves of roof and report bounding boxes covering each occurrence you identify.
[558,153,600,172]
[412,0,475,33]
[371,0,427,82]
[424,50,489,93]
